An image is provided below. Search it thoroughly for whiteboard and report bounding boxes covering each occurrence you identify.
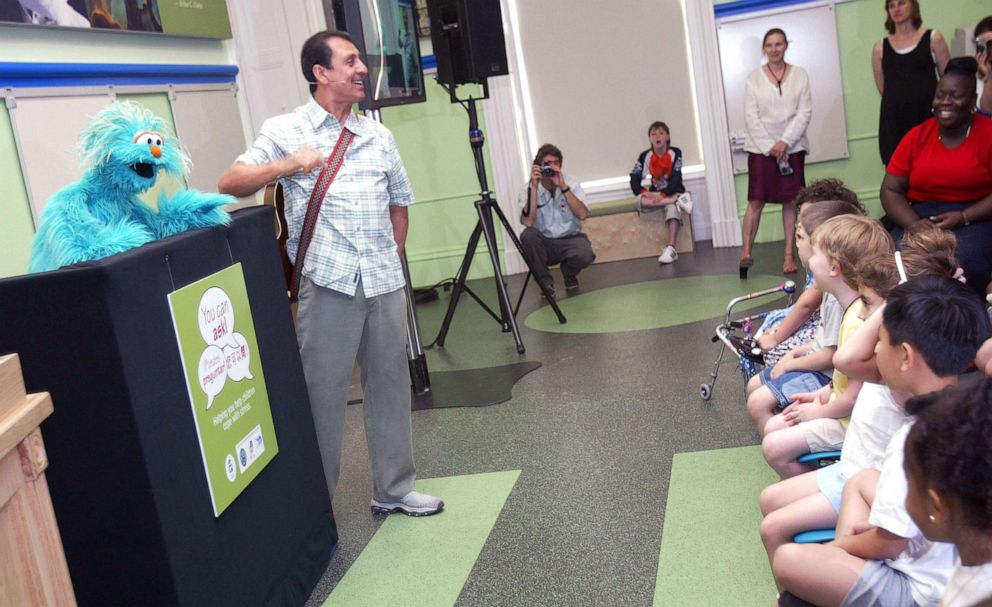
[717,2,849,174]
[9,94,116,223]
[8,88,251,227]
[170,88,253,209]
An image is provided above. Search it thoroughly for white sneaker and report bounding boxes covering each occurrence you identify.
[371,491,444,517]
[659,245,678,264]
[676,192,693,215]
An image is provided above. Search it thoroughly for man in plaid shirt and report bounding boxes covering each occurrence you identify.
[220,30,442,517]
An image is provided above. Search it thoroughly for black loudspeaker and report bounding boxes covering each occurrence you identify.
[427,0,509,86]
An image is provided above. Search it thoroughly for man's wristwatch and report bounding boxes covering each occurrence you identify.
[561,187,571,194]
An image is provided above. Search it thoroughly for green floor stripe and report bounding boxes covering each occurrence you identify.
[324,470,521,607]
[525,274,787,334]
[654,446,779,606]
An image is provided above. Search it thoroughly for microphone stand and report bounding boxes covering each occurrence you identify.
[433,80,566,354]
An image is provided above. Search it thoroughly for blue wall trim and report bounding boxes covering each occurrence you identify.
[0,62,239,88]
[714,0,818,19]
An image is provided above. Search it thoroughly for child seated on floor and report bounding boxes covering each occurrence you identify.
[759,229,960,567]
[903,378,992,607]
[746,201,866,434]
[772,276,990,607]
[759,215,894,479]
[628,121,692,264]
[758,179,866,368]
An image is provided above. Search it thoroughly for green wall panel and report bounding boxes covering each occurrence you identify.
[383,80,505,288]
[0,106,35,278]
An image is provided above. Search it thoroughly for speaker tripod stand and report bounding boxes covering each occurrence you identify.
[433,83,566,354]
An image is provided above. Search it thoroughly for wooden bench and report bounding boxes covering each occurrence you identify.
[583,198,695,263]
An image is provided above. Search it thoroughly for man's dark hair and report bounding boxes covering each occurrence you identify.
[882,275,990,377]
[904,377,992,530]
[533,143,563,167]
[975,16,992,37]
[301,30,355,95]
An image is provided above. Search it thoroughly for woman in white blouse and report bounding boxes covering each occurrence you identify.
[740,28,813,278]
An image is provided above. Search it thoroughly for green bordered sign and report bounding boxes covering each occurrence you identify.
[168,263,278,516]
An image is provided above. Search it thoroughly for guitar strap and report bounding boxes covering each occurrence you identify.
[289,127,354,302]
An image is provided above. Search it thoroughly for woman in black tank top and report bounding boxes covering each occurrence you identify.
[871,0,949,165]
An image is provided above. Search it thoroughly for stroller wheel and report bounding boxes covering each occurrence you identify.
[699,383,712,401]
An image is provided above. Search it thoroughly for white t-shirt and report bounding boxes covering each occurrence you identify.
[814,293,843,350]
[840,383,910,479]
[809,293,843,378]
[869,423,958,605]
[943,560,992,607]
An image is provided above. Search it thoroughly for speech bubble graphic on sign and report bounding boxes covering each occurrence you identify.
[198,286,239,349]
[198,344,227,409]
[225,332,254,381]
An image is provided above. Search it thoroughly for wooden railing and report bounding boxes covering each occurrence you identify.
[0,353,75,606]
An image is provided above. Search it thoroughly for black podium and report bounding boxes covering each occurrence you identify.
[0,207,335,606]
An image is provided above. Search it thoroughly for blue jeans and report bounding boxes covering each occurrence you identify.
[891,201,992,297]
[759,367,832,408]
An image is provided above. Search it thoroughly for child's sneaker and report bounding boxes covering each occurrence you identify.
[659,245,678,264]
[676,192,693,215]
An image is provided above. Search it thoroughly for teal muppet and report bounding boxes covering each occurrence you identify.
[29,101,232,272]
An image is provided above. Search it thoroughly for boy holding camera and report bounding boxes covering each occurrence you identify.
[519,143,596,295]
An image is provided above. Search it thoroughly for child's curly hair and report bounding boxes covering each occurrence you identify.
[795,178,865,211]
[905,377,992,531]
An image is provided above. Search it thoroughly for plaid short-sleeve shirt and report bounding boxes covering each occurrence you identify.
[237,99,415,297]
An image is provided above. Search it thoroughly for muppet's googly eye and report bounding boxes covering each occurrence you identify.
[132,130,164,147]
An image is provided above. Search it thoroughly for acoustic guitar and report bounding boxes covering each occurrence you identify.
[262,181,294,292]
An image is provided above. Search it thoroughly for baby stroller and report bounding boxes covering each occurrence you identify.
[699,280,796,401]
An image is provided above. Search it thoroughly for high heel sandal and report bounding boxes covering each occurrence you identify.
[739,256,753,279]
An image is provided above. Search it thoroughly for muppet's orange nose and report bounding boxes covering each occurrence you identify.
[150,146,162,158]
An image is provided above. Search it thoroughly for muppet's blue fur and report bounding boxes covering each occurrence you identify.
[29,101,232,272]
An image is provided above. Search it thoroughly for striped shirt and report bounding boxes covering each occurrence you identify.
[237,99,414,297]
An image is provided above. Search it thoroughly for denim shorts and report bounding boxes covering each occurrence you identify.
[758,367,832,408]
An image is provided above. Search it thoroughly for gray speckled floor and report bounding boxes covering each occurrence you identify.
[306,240,791,606]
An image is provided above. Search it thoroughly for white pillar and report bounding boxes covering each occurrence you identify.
[684,0,742,248]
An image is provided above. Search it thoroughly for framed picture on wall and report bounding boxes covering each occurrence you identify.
[414,0,429,37]
[0,0,232,39]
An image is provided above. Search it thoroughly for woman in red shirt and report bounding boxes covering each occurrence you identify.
[881,56,992,295]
